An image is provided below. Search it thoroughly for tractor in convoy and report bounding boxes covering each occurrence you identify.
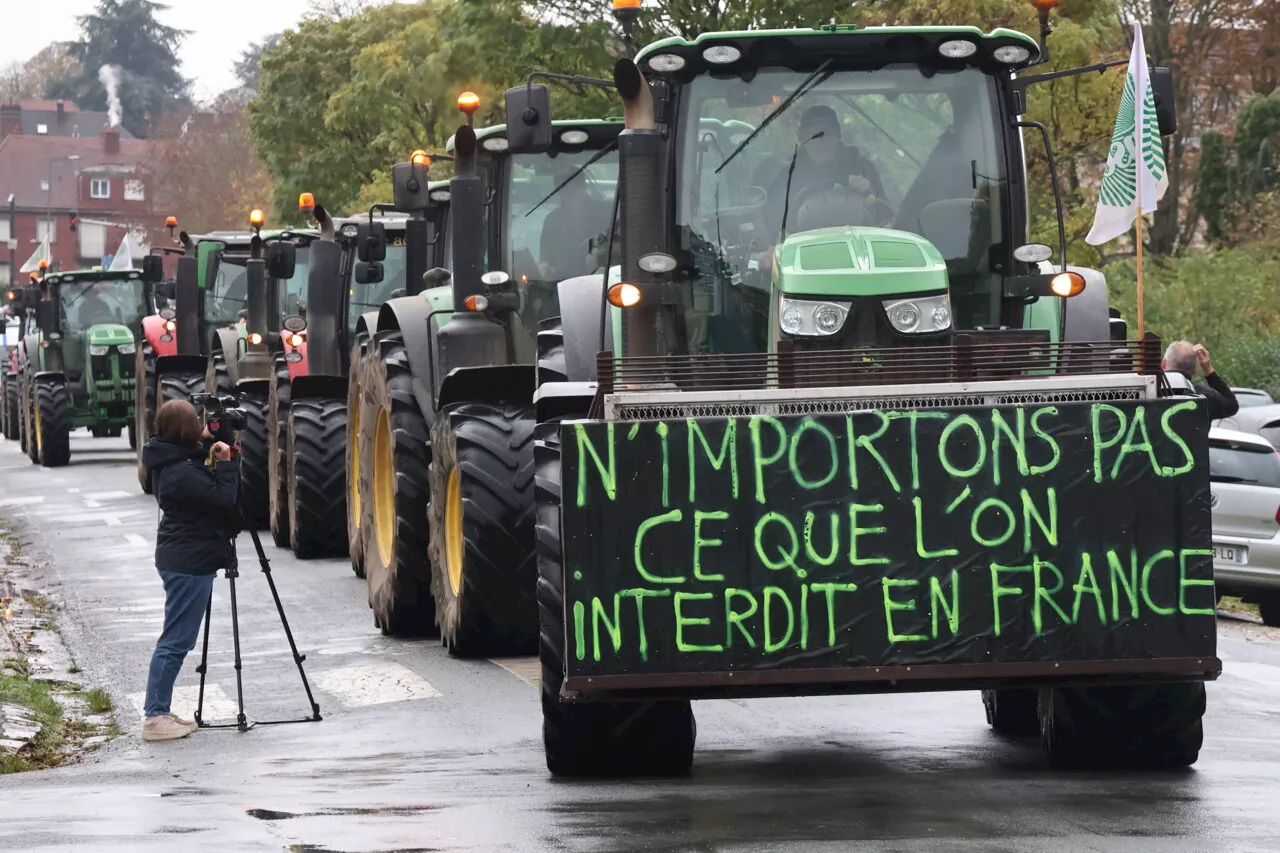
[354,93,622,656]
[13,258,163,466]
[203,214,308,529]
[504,5,1216,777]
[2,284,38,443]
[267,178,449,558]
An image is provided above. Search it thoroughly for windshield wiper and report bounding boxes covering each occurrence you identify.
[1210,475,1259,484]
[523,140,620,218]
[715,59,834,176]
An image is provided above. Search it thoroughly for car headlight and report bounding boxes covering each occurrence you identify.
[883,294,951,334]
[89,345,109,356]
[117,342,136,355]
[777,296,850,337]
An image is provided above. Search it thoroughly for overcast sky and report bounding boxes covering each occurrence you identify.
[0,0,325,103]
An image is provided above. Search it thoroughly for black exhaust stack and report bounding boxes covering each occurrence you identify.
[305,203,344,378]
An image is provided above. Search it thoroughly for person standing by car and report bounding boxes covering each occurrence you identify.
[140,399,240,741]
[1163,340,1239,420]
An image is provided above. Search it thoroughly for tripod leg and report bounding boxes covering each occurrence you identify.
[247,527,322,721]
[193,590,214,727]
[227,566,248,731]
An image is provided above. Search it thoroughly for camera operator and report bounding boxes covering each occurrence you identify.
[139,399,240,742]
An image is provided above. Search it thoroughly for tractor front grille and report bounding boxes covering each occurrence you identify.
[597,332,1164,421]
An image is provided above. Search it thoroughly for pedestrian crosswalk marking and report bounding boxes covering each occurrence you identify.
[490,657,540,689]
[313,662,441,706]
[127,684,239,723]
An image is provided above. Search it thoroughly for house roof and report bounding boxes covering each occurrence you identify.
[0,132,149,211]
[18,100,80,113]
[1,100,132,141]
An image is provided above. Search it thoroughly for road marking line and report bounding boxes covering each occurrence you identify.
[124,534,149,548]
[0,496,43,508]
[127,684,239,723]
[67,488,80,493]
[86,490,132,501]
[490,656,540,689]
[313,662,441,706]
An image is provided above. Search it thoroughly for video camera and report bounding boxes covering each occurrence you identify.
[193,392,248,448]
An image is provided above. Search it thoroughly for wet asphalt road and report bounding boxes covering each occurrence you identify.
[2,433,1280,853]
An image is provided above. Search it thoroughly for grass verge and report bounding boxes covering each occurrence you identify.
[0,674,65,773]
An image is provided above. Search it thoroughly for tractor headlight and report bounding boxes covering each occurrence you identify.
[89,345,109,356]
[777,296,850,337]
[117,342,136,355]
[883,294,952,334]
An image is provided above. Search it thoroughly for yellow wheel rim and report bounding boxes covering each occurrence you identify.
[34,398,42,454]
[445,467,464,597]
[372,407,394,568]
[350,393,362,523]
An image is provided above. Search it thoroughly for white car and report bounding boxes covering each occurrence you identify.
[1210,426,1280,626]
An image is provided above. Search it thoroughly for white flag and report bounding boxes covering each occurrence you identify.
[19,238,49,273]
[108,233,134,270]
[1086,23,1169,245]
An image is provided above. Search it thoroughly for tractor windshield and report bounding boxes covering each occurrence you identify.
[508,148,619,332]
[346,242,407,330]
[678,64,1006,352]
[58,278,148,333]
[281,246,309,320]
[206,255,249,329]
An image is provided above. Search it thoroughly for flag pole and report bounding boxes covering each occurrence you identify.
[1135,214,1145,339]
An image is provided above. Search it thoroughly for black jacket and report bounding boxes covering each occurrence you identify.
[143,438,240,576]
[1193,372,1240,421]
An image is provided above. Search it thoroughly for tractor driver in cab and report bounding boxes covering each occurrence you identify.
[755,105,890,269]
[537,159,614,283]
[77,286,117,328]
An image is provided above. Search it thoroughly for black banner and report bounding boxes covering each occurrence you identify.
[559,400,1216,679]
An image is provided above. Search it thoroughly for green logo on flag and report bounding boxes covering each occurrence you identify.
[1100,73,1138,207]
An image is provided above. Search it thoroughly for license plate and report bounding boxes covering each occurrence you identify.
[1213,544,1249,565]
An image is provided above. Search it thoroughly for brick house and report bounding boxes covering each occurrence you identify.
[0,102,166,284]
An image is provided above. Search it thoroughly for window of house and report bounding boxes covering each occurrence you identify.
[90,179,110,199]
[39,180,49,192]
[36,124,48,135]
[124,180,145,201]
[0,220,9,243]
[0,262,9,285]
[37,217,57,243]
[78,222,106,260]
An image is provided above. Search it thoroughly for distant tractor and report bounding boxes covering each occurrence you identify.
[17,259,163,467]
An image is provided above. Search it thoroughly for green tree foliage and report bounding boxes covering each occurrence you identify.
[1,44,82,102]
[53,0,189,138]
[1234,90,1280,197]
[233,34,282,95]
[1193,130,1233,244]
[540,0,864,42]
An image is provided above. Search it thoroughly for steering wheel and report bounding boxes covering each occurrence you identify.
[791,182,894,231]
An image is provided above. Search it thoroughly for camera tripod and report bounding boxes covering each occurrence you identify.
[191,467,322,732]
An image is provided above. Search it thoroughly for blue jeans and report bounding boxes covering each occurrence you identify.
[144,571,216,717]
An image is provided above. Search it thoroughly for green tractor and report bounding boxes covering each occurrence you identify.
[3,284,39,444]
[357,106,621,651]
[18,259,163,466]
[507,12,1213,777]
[202,215,309,528]
[267,177,450,559]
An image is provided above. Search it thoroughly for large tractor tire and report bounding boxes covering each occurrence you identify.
[268,359,292,548]
[134,344,157,493]
[361,334,436,636]
[158,370,206,409]
[981,688,1039,736]
[33,377,72,468]
[346,339,367,578]
[428,402,537,656]
[23,381,38,463]
[206,352,233,397]
[535,419,696,777]
[3,375,18,441]
[1039,682,1205,769]
[288,396,348,558]
[237,389,270,530]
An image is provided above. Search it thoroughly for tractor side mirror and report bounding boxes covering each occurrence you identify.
[357,222,386,263]
[354,261,384,285]
[267,241,297,280]
[392,162,429,213]
[36,299,57,336]
[141,254,165,283]
[1150,67,1176,136]
[19,286,41,311]
[504,84,552,154]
